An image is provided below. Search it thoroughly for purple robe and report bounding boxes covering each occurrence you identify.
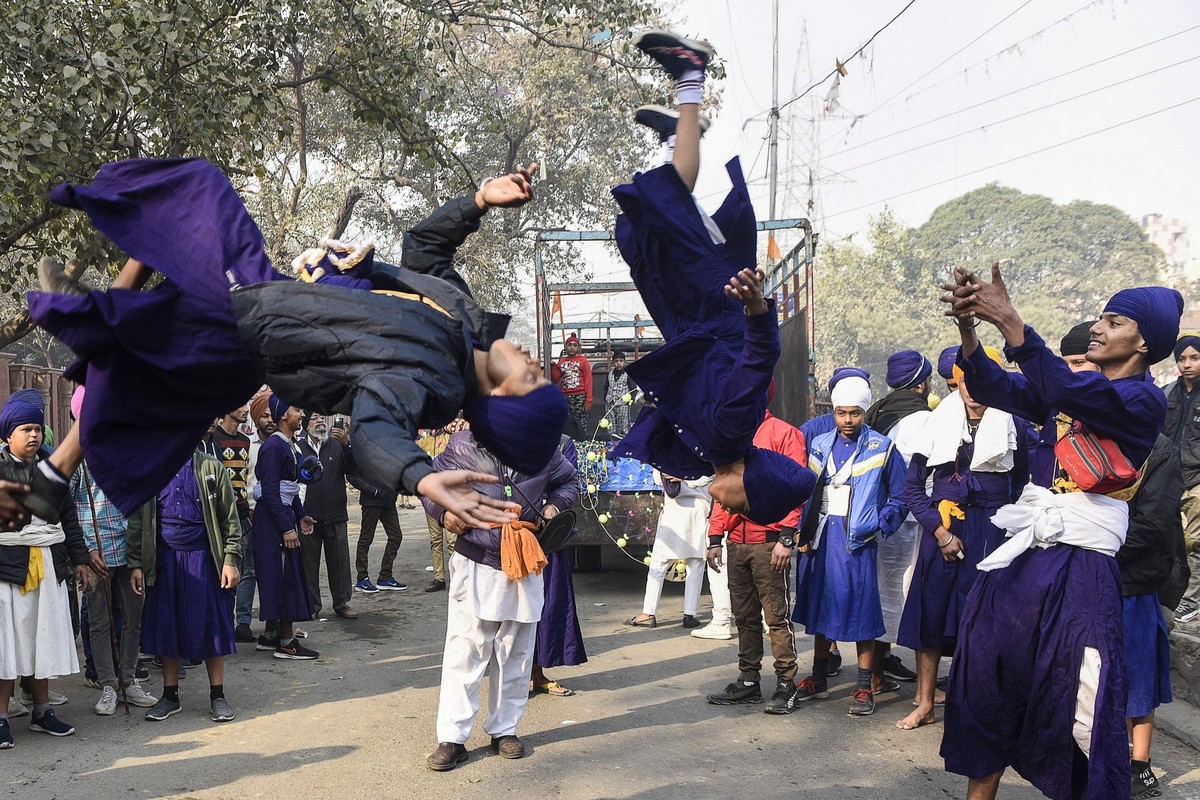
[253,434,314,623]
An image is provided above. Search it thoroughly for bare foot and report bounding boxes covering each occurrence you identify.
[896,705,936,730]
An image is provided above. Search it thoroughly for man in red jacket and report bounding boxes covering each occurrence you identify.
[551,334,592,437]
[705,404,807,714]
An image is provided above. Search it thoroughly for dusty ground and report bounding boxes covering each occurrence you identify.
[6,506,1200,799]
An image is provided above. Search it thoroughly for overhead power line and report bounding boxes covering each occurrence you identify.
[822,94,1200,221]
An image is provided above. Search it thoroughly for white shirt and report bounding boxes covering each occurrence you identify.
[447,552,545,623]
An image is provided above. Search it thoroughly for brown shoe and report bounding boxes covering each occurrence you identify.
[335,606,359,620]
[424,579,447,593]
[490,735,525,759]
[427,742,468,771]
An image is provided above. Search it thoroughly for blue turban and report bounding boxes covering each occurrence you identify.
[1175,332,1200,361]
[462,385,569,475]
[0,388,46,440]
[886,350,932,389]
[827,367,870,394]
[267,393,291,423]
[1103,287,1185,364]
[742,446,816,526]
[937,346,959,379]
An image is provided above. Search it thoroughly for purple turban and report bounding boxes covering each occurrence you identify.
[1103,287,1184,364]
[827,366,870,394]
[0,388,46,440]
[1175,332,1200,361]
[267,393,291,423]
[1059,320,1098,357]
[742,446,816,526]
[462,385,569,475]
[937,346,959,379]
[885,350,932,389]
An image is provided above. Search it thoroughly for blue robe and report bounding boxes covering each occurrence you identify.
[253,435,314,624]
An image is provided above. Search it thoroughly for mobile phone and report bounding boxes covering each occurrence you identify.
[333,416,345,430]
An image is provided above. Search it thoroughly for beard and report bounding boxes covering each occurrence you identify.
[310,426,329,444]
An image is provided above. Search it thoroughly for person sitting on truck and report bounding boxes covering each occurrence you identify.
[609,30,814,527]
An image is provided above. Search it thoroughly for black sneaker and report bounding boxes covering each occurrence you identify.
[883,653,918,682]
[29,709,74,736]
[145,696,181,721]
[1132,760,1161,799]
[134,663,150,681]
[682,614,701,629]
[256,634,280,652]
[827,649,843,677]
[235,623,256,643]
[787,676,830,708]
[273,639,319,660]
[424,579,447,593]
[634,105,712,143]
[1175,601,1199,624]
[706,681,762,705]
[633,30,715,79]
[848,688,876,717]
[763,682,797,715]
[0,718,12,749]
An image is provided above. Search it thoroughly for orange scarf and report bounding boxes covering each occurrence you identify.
[498,519,547,581]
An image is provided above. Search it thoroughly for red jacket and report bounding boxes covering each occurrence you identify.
[551,354,593,406]
[708,412,807,545]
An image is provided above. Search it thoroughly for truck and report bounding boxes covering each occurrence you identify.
[532,219,816,570]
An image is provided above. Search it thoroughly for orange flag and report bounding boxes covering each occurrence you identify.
[767,233,783,262]
[550,291,563,321]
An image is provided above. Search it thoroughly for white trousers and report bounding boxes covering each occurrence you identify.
[435,592,537,744]
[706,542,733,626]
[641,555,705,616]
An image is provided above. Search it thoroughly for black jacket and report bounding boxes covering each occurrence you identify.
[1162,380,1200,488]
[347,471,398,509]
[232,196,510,498]
[864,389,929,435]
[0,448,90,587]
[296,436,355,524]
[1118,434,1185,598]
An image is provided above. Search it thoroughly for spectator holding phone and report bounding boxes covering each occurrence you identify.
[297,413,358,620]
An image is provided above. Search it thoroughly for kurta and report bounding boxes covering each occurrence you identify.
[253,434,314,623]
[609,158,778,478]
[942,329,1163,800]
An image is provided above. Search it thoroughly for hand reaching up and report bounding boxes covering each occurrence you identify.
[725,268,768,316]
[479,163,539,209]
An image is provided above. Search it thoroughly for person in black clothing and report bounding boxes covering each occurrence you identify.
[1162,332,1200,622]
[296,414,357,620]
[348,469,407,593]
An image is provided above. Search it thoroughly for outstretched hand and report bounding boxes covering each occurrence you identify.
[417,470,520,529]
[939,262,1013,325]
[479,162,539,209]
[725,268,767,315]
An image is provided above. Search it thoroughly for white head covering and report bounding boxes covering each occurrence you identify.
[830,376,872,411]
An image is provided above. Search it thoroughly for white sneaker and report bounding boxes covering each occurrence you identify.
[94,686,118,716]
[691,622,735,640]
[123,681,158,708]
[7,697,29,717]
[21,688,67,705]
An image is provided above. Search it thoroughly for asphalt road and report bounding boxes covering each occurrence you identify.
[7,507,1200,800]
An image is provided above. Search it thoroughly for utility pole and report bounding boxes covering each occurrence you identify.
[767,0,780,221]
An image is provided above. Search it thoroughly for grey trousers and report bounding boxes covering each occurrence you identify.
[83,565,144,688]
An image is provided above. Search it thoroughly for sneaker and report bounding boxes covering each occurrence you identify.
[883,653,918,682]
[134,664,150,681]
[210,697,236,722]
[145,696,181,721]
[1132,760,1161,799]
[1175,601,1199,624]
[682,614,702,629]
[29,709,74,736]
[427,742,468,772]
[83,673,101,690]
[872,677,901,696]
[6,697,28,717]
[94,686,118,716]
[0,718,12,749]
[256,634,281,652]
[633,30,715,79]
[848,688,876,717]
[827,649,843,677]
[706,681,762,705]
[274,639,319,660]
[763,682,797,715]
[235,623,256,643]
[424,578,447,593]
[376,577,408,591]
[690,621,734,640]
[21,688,67,706]
[787,676,829,707]
[123,681,158,708]
[633,105,713,143]
[354,578,379,593]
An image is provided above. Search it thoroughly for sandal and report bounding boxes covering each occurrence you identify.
[624,615,657,628]
[532,681,575,697]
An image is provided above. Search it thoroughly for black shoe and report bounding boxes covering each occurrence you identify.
[706,681,762,705]
[273,639,319,660]
[427,742,468,771]
[29,709,74,736]
[134,664,150,681]
[490,735,525,759]
[872,677,901,696]
[0,718,12,749]
[424,579,447,593]
[145,696,181,722]
[633,105,712,143]
[633,30,715,79]
[1132,759,1162,799]
[848,688,876,716]
[827,649,843,677]
[787,676,830,708]
[682,614,701,629]
[763,682,797,715]
[883,653,918,682]
[256,634,280,652]
[235,623,256,643]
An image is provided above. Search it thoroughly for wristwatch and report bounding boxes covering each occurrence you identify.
[777,531,796,549]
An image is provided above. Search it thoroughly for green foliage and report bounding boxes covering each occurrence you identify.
[813,184,1167,397]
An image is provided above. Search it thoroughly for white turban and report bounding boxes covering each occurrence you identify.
[830,376,872,411]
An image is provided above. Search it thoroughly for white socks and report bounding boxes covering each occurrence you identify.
[676,69,704,106]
